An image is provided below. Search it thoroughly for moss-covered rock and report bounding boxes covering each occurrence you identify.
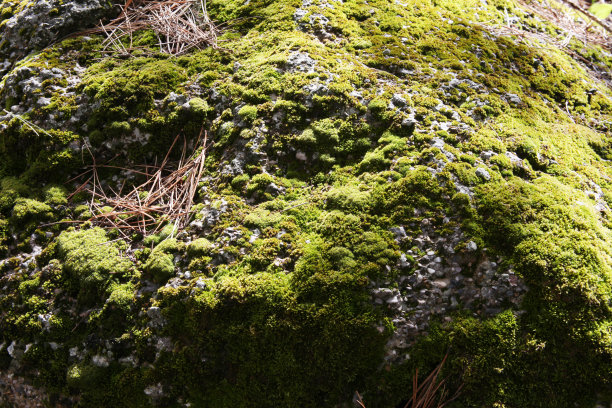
[2,0,612,406]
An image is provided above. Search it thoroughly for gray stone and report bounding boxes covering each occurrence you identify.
[401,118,416,132]
[432,279,449,289]
[195,278,207,290]
[144,383,164,398]
[92,355,110,367]
[265,182,285,196]
[505,151,523,166]
[391,93,407,107]
[480,150,497,160]
[506,93,522,105]
[389,226,407,241]
[286,52,316,73]
[475,167,491,181]
[0,0,113,76]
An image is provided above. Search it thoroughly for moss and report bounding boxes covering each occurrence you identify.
[448,162,481,186]
[237,104,258,122]
[81,58,188,122]
[67,362,109,392]
[246,237,282,270]
[243,207,282,229]
[188,97,211,115]
[2,0,612,406]
[144,238,182,283]
[143,223,177,246]
[473,176,612,405]
[0,218,9,254]
[187,238,213,257]
[106,283,135,314]
[11,198,53,222]
[246,173,275,198]
[489,153,512,170]
[325,184,372,212]
[230,173,250,190]
[368,98,387,114]
[155,269,387,407]
[43,185,68,206]
[55,228,132,304]
[0,155,25,195]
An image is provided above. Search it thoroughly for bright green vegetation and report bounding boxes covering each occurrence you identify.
[1,0,612,406]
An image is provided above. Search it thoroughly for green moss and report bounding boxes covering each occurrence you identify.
[144,250,175,283]
[188,97,211,115]
[3,0,612,406]
[230,173,250,190]
[155,268,387,407]
[489,153,512,170]
[43,185,68,206]
[368,98,387,113]
[326,184,372,212]
[55,228,132,304]
[81,58,188,122]
[244,207,283,229]
[144,238,182,283]
[11,198,53,222]
[246,173,275,198]
[448,162,481,186]
[238,104,258,122]
[474,175,612,405]
[106,283,135,314]
[187,238,213,257]
[67,362,109,392]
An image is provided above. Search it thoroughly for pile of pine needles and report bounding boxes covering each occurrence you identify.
[94,0,220,55]
[491,0,611,51]
[355,355,462,408]
[70,131,209,239]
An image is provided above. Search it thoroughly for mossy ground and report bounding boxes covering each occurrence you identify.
[1,0,612,407]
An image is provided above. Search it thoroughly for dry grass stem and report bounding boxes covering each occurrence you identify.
[71,130,209,238]
[91,0,220,56]
[488,0,611,51]
[355,354,462,408]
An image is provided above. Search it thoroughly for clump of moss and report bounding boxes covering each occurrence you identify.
[187,238,213,257]
[0,177,30,213]
[144,238,182,283]
[246,173,276,200]
[244,207,282,229]
[474,175,612,405]
[43,185,68,206]
[238,104,258,122]
[231,173,250,191]
[11,198,53,223]
[326,184,372,212]
[55,228,132,304]
[67,362,109,392]
[154,266,387,407]
[188,97,211,115]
